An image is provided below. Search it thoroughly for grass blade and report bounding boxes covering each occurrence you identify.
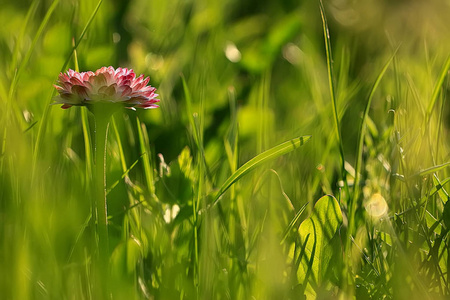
[410,162,450,178]
[9,0,59,99]
[350,49,398,233]
[61,0,104,81]
[318,0,345,180]
[181,74,212,182]
[432,175,449,203]
[5,0,57,173]
[8,0,40,77]
[426,55,450,124]
[106,156,141,195]
[181,74,200,147]
[281,201,309,245]
[33,0,104,174]
[212,135,311,205]
[136,117,155,197]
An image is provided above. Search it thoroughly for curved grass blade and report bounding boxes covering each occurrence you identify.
[5,0,57,173]
[318,0,345,180]
[281,201,309,245]
[410,162,450,179]
[432,175,449,203]
[63,0,104,71]
[212,135,311,206]
[106,156,142,195]
[23,121,38,133]
[426,55,450,124]
[181,75,212,181]
[181,75,199,148]
[8,0,39,77]
[136,117,155,196]
[9,0,59,99]
[33,0,104,174]
[350,49,398,234]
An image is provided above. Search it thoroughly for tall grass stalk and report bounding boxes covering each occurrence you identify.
[318,0,346,180]
[33,0,103,176]
[136,117,156,199]
[4,0,58,175]
[350,52,397,240]
[318,3,352,294]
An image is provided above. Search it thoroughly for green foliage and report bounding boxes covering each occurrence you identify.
[1,0,450,299]
[297,195,343,297]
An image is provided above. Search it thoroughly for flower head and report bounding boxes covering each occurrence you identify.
[53,66,159,110]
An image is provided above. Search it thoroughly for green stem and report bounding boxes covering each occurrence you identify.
[92,108,112,298]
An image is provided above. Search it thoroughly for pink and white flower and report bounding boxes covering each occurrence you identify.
[53,66,159,110]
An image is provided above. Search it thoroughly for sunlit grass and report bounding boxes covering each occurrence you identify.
[1,0,449,299]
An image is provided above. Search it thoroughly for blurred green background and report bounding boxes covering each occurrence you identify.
[1,0,449,299]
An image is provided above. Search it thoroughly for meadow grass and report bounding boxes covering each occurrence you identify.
[1,0,449,299]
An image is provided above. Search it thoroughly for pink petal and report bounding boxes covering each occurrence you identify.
[95,67,108,75]
[119,85,132,97]
[70,77,83,86]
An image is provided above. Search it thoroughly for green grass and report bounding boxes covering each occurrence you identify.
[1,0,450,299]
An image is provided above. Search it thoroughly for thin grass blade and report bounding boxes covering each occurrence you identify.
[33,0,104,173]
[9,0,59,99]
[350,49,398,234]
[318,0,345,180]
[281,201,309,244]
[107,156,141,195]
[426,55,450,123]
[181,75,200,147]
[136,117,155,196]
[212,135,311,205]
[432,175,449,203]
[410,162,450,179]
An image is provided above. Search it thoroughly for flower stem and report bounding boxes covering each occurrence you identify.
[93,109,111,297]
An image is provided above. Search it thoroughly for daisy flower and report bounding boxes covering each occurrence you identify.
[53,66,159,110]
